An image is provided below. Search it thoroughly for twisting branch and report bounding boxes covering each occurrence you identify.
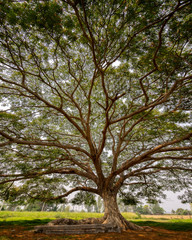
[0,130,91,158]
[28,186,99,201]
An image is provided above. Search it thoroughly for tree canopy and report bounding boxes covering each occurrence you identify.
[0,0,192,230]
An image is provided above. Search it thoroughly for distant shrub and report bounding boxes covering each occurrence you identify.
[135,212,141,219]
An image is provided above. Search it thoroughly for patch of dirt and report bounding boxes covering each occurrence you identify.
[0,226,192,240]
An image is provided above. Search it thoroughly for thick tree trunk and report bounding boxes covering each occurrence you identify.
[48,191,144,232]
[102,191,142,231]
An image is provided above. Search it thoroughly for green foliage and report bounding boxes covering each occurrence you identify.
[0,1,63,32]
[133,203,165,215]
[134,205,152,215]
[71,192,96,212]
[119,192,139,206]
[150,203,165,215]
[175,208,191,215]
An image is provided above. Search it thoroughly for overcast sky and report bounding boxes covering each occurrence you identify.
[160,191,190,213]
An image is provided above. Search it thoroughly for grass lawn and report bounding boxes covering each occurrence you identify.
[0,211,191,231]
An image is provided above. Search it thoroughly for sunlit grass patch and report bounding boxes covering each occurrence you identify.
[0,211,104,223]
[122,212,141,219]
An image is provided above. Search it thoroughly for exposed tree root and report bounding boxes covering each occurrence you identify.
[48,216,144,232]
[48,217,105,226]
[102,213,143,231]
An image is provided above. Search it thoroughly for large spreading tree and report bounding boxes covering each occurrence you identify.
[0,0,192,231]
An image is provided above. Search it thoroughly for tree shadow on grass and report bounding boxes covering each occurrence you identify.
[132,220,192,231]
[0,219,51,229]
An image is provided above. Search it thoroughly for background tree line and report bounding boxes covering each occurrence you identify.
[1,187,191,215]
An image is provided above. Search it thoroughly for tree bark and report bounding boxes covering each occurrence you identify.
[102,191,142,231]
[0,200,5,211]
[41,201,46,211]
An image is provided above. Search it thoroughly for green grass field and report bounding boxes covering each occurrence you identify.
[0,211,191,231]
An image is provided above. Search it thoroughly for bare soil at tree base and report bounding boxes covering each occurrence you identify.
[0,226,192,240]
